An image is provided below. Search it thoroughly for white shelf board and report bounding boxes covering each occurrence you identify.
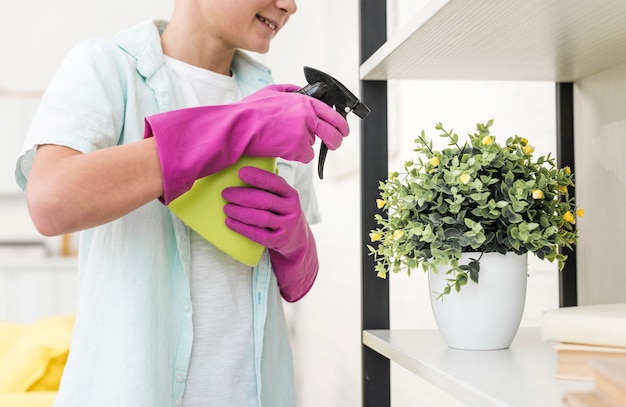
[360,0,626,81]
[363,328,593,407]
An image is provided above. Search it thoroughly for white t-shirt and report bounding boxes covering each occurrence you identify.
[165,56,257,407]
[165,56,321,406]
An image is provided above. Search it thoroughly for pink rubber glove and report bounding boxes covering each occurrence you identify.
[144,84,349,204]
[222,166,318,302]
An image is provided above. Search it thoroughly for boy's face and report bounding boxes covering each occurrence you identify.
[201,0,298,54]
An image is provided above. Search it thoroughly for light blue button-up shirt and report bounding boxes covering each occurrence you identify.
[15,20,316,407]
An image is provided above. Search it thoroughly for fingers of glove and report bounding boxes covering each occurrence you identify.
[243,86,349,147]
[279,97,346,151]
[238,90,348,162]
[224,217,281,249]
[313,119,346,151]
[237,167,295,198]
[308,97,350,138]
[223,203,283,231]
[294,98,348,151]
[223,167,300,212]
[245,90,349,149]
[236,94,317,163]
[222,185,295,216]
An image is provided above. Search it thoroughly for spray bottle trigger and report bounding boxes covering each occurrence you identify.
[296,82,331,179]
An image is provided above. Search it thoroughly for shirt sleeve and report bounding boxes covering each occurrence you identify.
[15,39,128,190]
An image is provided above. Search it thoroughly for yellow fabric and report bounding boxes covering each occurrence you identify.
[0,315,74,393]
[0,391,57,407]
[28,354,68,392]
[0,322,25,351]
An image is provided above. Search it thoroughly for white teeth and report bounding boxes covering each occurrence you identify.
[260,17,276,30]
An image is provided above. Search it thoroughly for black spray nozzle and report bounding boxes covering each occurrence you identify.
[296,66,371,179]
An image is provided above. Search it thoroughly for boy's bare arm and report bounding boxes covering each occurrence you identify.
[26,139,164,236]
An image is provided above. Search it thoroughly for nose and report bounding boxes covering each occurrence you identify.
[277,0,297,15]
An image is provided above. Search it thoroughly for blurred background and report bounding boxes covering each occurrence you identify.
[1,0,560,405]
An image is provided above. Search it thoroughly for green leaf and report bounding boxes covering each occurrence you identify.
[468,261,480,283]
[370,120,579,297]
[464,218,476,228]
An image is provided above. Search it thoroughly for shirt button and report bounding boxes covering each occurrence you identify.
[183,303,191,312]
[175,399,182,406]
[176,373,185,383]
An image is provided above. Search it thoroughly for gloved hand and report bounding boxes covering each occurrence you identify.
[222,166,318,302]
[144,84,350,204]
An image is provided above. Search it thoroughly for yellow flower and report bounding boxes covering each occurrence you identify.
[388,171,395,180]
[532,189,544,199]
[563,211,576,224]
[369,232,381,242]
[557,186,568,194]
[377,270,387,279]
[429,156,439,167]
[577,208,585,218]
[376,199,386,209]
[459,173,471,185]
[391,230,404,240]
[520,137,529,146]
[564,166,571,175]
[523,144,535,154]
[481,136,493,146]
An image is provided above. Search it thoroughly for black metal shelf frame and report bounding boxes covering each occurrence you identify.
[359,1,389,406]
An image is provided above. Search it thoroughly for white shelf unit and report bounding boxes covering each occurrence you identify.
[358,1,626,406]
[360,0,626,82]
[363,328,592,407]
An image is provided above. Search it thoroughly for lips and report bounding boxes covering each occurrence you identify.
[257,15,277,30]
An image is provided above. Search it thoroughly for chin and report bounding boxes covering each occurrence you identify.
[241,41,272,54]
[245,47,270,54]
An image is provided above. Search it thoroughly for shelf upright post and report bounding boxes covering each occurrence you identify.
[555,82,577,307]
[359,0,390,406]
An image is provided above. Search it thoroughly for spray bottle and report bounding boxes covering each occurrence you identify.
[168,67,371,266]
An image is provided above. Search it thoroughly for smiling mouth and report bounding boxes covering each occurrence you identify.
[257,15,277,30]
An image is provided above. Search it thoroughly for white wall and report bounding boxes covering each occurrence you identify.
[574,62,626,305]
[0,0,174,245]
[1,0,174,91]
[1,1,561,407]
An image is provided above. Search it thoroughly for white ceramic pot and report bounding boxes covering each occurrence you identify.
[428,252,528,350]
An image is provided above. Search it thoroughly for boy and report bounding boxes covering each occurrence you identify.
[15,1,349,405]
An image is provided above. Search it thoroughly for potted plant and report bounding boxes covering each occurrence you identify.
[367,120,584,349]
